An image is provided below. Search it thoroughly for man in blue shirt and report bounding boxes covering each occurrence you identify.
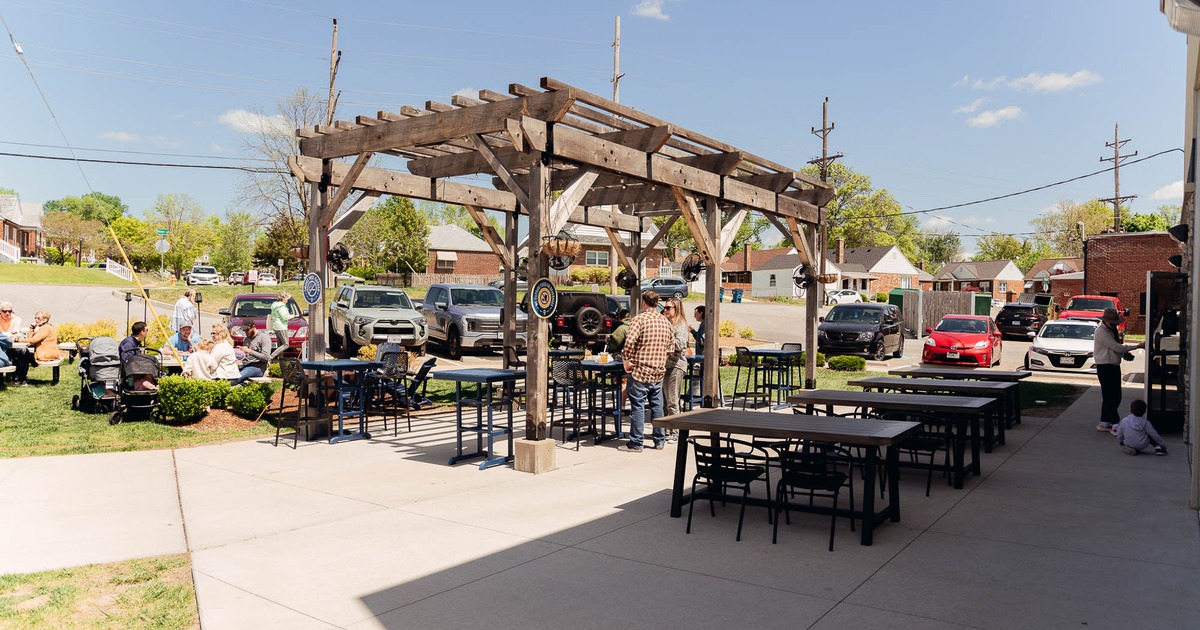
[165,324,200,354]
[119,321,147,361]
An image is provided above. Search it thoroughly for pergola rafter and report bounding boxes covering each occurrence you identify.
[292,77,833,449]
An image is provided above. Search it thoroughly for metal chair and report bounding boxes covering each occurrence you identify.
[687,436,770,541]
[731,347,769,411]
[772,441,855,551]
[551,359,589,449]
[274,358,311,448]
[880,410,953,496]
[367,351,411,436]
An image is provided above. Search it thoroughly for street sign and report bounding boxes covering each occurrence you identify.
[530,278,557,319]
[302,273,322,304]
[154,239,170,254]
[277,258,284,267]
[156,228,168,235]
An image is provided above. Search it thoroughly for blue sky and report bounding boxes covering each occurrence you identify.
[0,0,1187,254]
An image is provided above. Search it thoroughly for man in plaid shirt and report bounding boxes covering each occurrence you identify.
[619,290,674,452]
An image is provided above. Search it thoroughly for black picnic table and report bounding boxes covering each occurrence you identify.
[847,376,1014,451]
[889,365,1028,428]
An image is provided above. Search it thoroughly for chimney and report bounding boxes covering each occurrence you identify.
[918,260,925,271]
[836,237,845,264]
[743,247,750,273]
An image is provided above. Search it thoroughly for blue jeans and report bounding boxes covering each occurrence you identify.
[626,375,665,448]
[233,365,264,385]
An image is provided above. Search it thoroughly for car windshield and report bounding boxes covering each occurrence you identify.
[353,290,412,309]
[451,288,504,306]
[935,318,987,334]
[1065,297,1116,311]
[193,266,216,274]
[825,307,880,324]
[1001,306,1033,314]
[1040,324,1096,340]
[233,298,300,319]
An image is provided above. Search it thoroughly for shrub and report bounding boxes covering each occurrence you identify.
[718,320,737,338]
[345,265,378,281]
[227,382,274,418]
[56,322,89,345]
[158,376,210,421]
[569,268,588,284]
[267,362,282,378]
[88,319,118,339]
[859,294,869,303]
[587,267,610,284]
[799,351,827,367]
[827,355,867,371]
[358,344,378,361]
[875,292,888,303]
[203,379,232,409]
[737,326,755,339]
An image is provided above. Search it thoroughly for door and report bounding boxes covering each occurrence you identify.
[883,307,902,351]
[426,287,448,340]
[330,287,350,333]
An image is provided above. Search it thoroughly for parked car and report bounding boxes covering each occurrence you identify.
[334,272,365,284]
[825,289,863,305]
[641,276,689,300]
[995,302,1048,339]
[1059,295,1128,332]
[218,293,308,356]
[87,262,107,270]
[488,278,529,292]
[519,290,622,352]
[816,303,904,361]
[419,284,527,358]
[186,265,220,286]
[228,271,246,285]
[922,314,1002,366]
[1025,319,1099,373]
[328,285,428,357]
[256,272,278,286]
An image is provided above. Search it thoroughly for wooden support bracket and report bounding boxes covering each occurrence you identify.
[466,204,513,269]
[547,169,599,236]
[603,227,636,270]
[321,151,373,225]
[671,187,716,266]
[471,134,530,209]
[719,207,748,257]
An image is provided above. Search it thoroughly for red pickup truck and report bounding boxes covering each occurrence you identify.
[1058,295,1128,332]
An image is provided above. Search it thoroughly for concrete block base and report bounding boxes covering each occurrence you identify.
[514,439,555,474]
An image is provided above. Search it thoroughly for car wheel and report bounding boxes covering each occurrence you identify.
[872,340,888,361]
[892,337,904,359]
[673,291,684,300]
[1024,354,1031,370]
[341,326,359,359]
[575,305,603,338]
[328,320,343,353]
[447,328,463,359]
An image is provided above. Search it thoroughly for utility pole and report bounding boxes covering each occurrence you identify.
[327,18,340,126]
[310,18,340,360]
[1099,123,1136,233]
[804,97,843,389]
[608,15,624,296]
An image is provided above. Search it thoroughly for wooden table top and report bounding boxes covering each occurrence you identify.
[655,407,920,446]
[888,366,1031,381]
[788,389,994,413]
[849,377,1017,394]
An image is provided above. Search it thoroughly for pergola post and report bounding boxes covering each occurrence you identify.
[804,223,820,388]
[307,160,331,360]
[502,209,518,364]
[524,159,551,440]
[703,197,720,407]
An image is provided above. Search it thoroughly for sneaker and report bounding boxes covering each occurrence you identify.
[1155,446,1168,456]
[617,444,643,453]
[1096,423,1112,432]
[667,430,679,444]
[1109,424,1119,436]
[653,442,666,450]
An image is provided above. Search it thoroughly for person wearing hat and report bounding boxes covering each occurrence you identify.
[1093,308,1144,433]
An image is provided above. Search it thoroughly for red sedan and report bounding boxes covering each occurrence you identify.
[922,315,1002,366]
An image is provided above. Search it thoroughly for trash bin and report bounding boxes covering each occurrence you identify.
[974,293,992,315]
[719,287,725,302]
[732,288,743,303]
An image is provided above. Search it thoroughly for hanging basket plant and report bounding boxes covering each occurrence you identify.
[541,230,581,258]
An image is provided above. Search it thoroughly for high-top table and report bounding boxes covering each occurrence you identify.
[889,365,1029,427]
[746,347,804,409]
[848,376,1015,451]
[433,368,525,470]
[788,390,996,489]
[576,359,625,443]
[300,359,381,444]
[656,408,920,546]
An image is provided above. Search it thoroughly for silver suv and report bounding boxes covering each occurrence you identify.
[328,285,428,357]
[419,284,527,358]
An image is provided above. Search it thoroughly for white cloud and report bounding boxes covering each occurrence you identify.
[967,106,1023,128]
[101,131,139,142]
[452,87,477,99]
[953,74,970,87]
[972,76,1007,90]
[923,216,953,231]
[218,109,289,134]
[1008,70,1100,93]
[1152,179,1184,201]
[632,0,669,20]
[953,98,986,114]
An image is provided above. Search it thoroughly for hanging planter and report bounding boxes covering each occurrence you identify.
[541,230,581,258]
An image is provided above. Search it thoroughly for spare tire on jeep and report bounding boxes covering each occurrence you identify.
[575,305,603,338]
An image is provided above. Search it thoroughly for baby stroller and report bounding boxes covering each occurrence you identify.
[72,336,121,414]
[110,350,162,425]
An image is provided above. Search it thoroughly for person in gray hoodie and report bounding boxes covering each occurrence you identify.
[235,323,271,385]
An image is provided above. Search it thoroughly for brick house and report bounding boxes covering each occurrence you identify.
[1082,231,1182,331]
[828,240,922,295]
[426,224,502,275]
[558,223,664,279]
[1048,271,1085,311]
[0,194,43,262]
[721,247,793,285]
[1025,257,1084,294]
[932,259,1024,301]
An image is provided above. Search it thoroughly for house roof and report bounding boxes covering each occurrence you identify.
[934,260,1016,281]
[563,223,665,248]
[0,195,42,229]
[427,224,493,253]
[825,245,896,270]
[1024,257,1084,281]
[917,269,935,281]
[721,247,793,272]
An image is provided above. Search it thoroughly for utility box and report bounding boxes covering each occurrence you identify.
[888,288,913,312]
[974,293,993,315]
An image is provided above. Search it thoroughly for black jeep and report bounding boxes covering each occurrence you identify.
[521,291,621,351]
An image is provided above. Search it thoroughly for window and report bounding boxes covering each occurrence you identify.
[585,249,608,267]
[997,281,1008,293]
[769,274,776,287]
[900,276,912,289]
[435,258,455,272]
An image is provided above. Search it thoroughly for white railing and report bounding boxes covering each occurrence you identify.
[0,240,19,264]
[105,257,133,282]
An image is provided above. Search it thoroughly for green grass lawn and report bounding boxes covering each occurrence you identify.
[0,263,146,287]
[0,554,197,628]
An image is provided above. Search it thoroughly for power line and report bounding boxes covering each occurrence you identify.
[0,140,271,162]
[0,150,280,173]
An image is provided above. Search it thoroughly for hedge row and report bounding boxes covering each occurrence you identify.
[158,376,274,421]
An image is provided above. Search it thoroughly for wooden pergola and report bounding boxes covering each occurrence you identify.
[289,76,834,452]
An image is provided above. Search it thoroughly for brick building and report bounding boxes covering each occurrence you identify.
[426,224,502,276]
[0,194,43,262]
[1083,231,1182,331]
[559,223,664,279]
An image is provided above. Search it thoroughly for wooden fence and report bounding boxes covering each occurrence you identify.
[377,272,500,287]
[899,290,975,338]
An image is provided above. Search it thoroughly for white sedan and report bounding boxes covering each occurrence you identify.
[1025,319,1099,372]
[256,273,278,286]
[825,289,863,305]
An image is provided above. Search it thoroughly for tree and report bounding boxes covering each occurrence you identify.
[0,187,15,195]
[1122,204,1179,233]
[800,162,921,260]
[43,192,127,222]
[973,234,1026,262]
[255,216,303,274]
[1032,199,1114,257]
[914,231,961,274]
[652,215,696,261]
[421,202,503,240]
[107,216,157,270]
[341,196,429,273]
[144,193,212,276]
[1015,240,1059,274]
[211,211,259,274]
[40,211,105,265]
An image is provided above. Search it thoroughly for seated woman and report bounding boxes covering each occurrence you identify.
[208,325,241,383]
[182,339,218,380]
[13,310,62,385]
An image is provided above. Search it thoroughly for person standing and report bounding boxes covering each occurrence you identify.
[605,308,631,361]
[691,305,706,355]
[618,290,673,452]
[268,292,292,359]
[1093,308,1143,433]
[170,289,197,333]
[661,298,690,443]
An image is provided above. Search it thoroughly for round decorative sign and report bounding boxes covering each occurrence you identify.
[301,273,323,304]
[530,277,557,320]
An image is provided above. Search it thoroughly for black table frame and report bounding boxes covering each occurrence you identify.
[300,359,382,444]
[576,360,625,443]
[848,377,1014,452]
[434,368,525,470]
[889,366,1028,428]
[656,409,920,546]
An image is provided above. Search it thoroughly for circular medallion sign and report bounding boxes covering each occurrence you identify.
[301,273,323,304]
[530,277,557,320]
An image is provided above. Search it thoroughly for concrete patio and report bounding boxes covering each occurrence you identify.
[1,380,1197,629]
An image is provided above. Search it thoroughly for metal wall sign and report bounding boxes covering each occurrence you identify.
[302,273,323,304]
[530,277,557,319]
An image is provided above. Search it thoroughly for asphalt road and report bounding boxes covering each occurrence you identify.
[2,284,225,336]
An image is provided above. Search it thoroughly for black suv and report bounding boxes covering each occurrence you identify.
[996,302,1048,339]
[522,291,621,351]
[817,303,904,361]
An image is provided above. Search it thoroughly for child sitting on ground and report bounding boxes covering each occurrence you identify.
[1115,399,1167,456]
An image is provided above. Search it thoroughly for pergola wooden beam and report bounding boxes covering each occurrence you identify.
[465,204,512,269]
[319,151,373,225]
[671,187,716,266]
[604,227,636,270]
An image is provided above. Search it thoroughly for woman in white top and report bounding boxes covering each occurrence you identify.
[208,324,241,381]
[171,289,197,332]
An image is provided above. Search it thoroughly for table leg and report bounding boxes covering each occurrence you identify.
[1011,387,1022,426]
[448,382,464,465]
[952,415,967,489]
[669,429,690,518]
[994,399,1005,446]
[970,412,982,476]
[886,445,901,522]
[861,446,878,546]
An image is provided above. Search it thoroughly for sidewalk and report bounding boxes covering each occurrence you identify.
[2,380,1197,629]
